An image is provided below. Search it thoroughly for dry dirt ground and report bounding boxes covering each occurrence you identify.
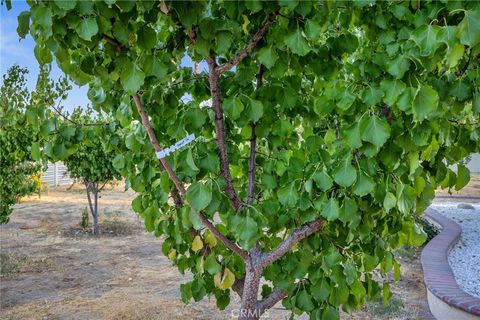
[0,181,452,319]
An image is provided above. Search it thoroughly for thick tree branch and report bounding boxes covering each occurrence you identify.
[215,9,280,74]
[256,287,288,314]
[132,94,186,196]
[208,63,243,211]
[260,219,324,268]
[197,212,248,260]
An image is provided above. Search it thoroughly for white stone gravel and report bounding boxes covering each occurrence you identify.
[431,202,480,298]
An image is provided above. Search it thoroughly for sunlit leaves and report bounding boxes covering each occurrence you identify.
[386,55,410,79]
[214,268,235,290]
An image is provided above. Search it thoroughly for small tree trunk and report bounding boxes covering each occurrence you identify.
[239,248,262,320]
[85,181,100,235]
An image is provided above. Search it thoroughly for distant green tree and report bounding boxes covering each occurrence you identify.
[61,109,121,235]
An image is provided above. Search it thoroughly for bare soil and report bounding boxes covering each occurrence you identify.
[1,184,434,319]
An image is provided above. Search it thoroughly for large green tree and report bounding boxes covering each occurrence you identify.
[13,1,480,319]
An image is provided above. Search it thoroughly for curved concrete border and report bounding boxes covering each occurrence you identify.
[421,208,480,319]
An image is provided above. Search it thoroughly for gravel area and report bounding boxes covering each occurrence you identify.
[431,202,480,298]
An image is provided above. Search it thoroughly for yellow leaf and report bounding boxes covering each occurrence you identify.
[192,235,203,252]
[167,249,176,260]
[214,268,235,290]
[204,231,217,247]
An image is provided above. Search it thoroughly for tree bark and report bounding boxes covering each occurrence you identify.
[238,248,263,320]
[85,181,100,235]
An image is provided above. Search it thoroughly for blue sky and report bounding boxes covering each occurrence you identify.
[1,1,90,111]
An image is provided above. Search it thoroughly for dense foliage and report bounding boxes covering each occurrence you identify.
[0,66,45,223]
[13,0,480,319]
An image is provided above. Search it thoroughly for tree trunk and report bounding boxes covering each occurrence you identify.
[85,181,100,235]
[238,249,262,320]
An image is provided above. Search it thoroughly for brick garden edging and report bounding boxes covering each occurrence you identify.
[421,208,480,319]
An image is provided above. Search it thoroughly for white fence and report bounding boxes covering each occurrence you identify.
[41,162,73,187]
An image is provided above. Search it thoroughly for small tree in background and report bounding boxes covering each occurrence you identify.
[0,65,54,223]
[62,109,121,235]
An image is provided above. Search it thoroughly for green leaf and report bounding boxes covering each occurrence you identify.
[31,142,40,161]
[312,278,330,301]
[383,283,392,305]
[333,155,357,187]
[223,96,244,120]
[296,290,315,312]
[144,55,168,79]
[112,154,125,170]
[246,98,264,123]
[186,149,199,171]
[312,171,333,191]
[322,306,339,320]
[321,198,339,221]
[120,61,145,94]
[359,115,391,148]
[205,254,221,275]
[343,123,362,149]
[412,85,439,122]
[383,192,396,213]
[32,6,52,30]
[455,164,470,191]
[278,182,299,207]
[386,55,410,79]
[448,44,464,68]
[305,19,322,41]
[362,87,384,106]
[76,18,98,41]
[237,215,258,249]
[180,283,192,303]
[343,261,357,285]
[138,26,157,50]
[456,10,480,47]
[257,47,278,69]
[353,171,375,196]
[54,0,77,11]
[186,182,212,211]
[337,90,356,111]
[284,28,311,56]
[17,11,30,39]
[380,79,406,106]
[411,25,440,56]
[53,143,68,160]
